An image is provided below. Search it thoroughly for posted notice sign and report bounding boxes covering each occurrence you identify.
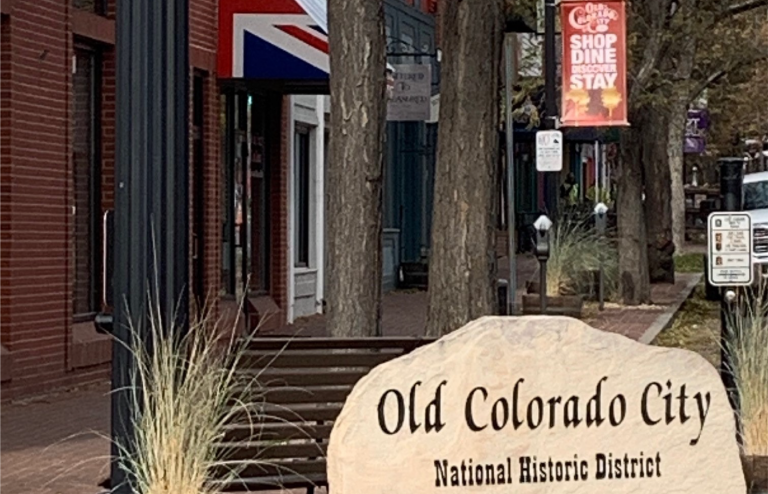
[328,317,745,494]
[708,212,753,286]
[536,130,563,172]
[387,64,432,122]
[561,0,629,127]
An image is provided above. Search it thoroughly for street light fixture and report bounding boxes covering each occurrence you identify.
[534,214,553,314]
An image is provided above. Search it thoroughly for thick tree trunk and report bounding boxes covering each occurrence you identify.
[669,105,687,252]
[618,121,651,305]
[643,109,675,284]
[426,0,502,336]
[326,0,387,336]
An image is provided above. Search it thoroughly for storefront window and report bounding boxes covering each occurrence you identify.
[221,92,272,297]
[294,126,311,267]
[72,47,101,317]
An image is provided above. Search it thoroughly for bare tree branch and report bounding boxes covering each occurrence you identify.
[725,0,768,17]
[630,0,677,103]
[688,51,768,103]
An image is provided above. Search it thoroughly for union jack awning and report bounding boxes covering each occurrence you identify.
[218,0,329,80]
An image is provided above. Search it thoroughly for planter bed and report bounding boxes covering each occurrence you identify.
[521,294,584,318]
[743,455,768,493]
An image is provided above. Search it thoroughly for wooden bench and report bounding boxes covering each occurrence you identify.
[214,337,435,493]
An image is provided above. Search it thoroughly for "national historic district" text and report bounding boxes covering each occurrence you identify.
[433,452,663,487]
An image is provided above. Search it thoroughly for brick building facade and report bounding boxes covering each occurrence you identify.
[0,0,240,399]
[0,0,438,400]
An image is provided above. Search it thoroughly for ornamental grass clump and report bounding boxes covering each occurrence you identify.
[725,288,768,456]
[544,215,618,298]
[116,298,268,494]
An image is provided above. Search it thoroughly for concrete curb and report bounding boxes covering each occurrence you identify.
[638,273,703,345]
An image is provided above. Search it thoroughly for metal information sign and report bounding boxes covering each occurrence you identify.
[536,130,563,172]
[708,212,753,286]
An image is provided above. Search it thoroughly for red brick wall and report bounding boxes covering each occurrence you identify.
[2,0,74,397]
[1,0,224,399]
[1,0,297,398]
[189,72,222,314]
[1,14,13,350]
[190,0,217,56]
[270,96,290,315]
[201,75,221,306]
[189,0,222,311]
[101,49,115,212]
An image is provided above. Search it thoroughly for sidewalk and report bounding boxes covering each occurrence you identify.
[1,385,111,494]
[271,255,538,337]
[0,270,700,494]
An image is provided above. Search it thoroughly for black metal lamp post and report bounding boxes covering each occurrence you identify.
[534,214,553,314]
[543,0,559,217]
[110,0,190,491]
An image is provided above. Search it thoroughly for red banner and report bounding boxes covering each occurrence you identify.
[560,0,629,127]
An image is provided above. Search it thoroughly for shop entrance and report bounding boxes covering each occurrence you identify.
[221,89,282,328]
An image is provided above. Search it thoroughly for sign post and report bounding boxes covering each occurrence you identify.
[543,0,559,216]
[712,158,747,420]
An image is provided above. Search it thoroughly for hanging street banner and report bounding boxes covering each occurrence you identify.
[328,317,746,494]
[387,64,432,122]
[685,109,710,154]
[561,1,629,127]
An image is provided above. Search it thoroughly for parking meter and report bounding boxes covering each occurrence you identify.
[594,202,609,310]
[533,215,553,314]
[594,202,608,233]
[534,215,553,260]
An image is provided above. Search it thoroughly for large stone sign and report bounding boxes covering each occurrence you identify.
[328,317,745,493]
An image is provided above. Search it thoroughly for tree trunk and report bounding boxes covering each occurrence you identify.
[426,0,503,336]
[669,36,696,253]
[326,0,387,336]
[643,109,676,284]
[617,120,651,305]
[669,104,687,252]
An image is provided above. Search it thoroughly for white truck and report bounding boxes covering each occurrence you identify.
[705,170,768,298]
[743,171,768,273]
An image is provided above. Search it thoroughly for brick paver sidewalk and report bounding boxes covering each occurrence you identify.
[0,268,700,494]
[1,385,110,494]
[586,273,701,343]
